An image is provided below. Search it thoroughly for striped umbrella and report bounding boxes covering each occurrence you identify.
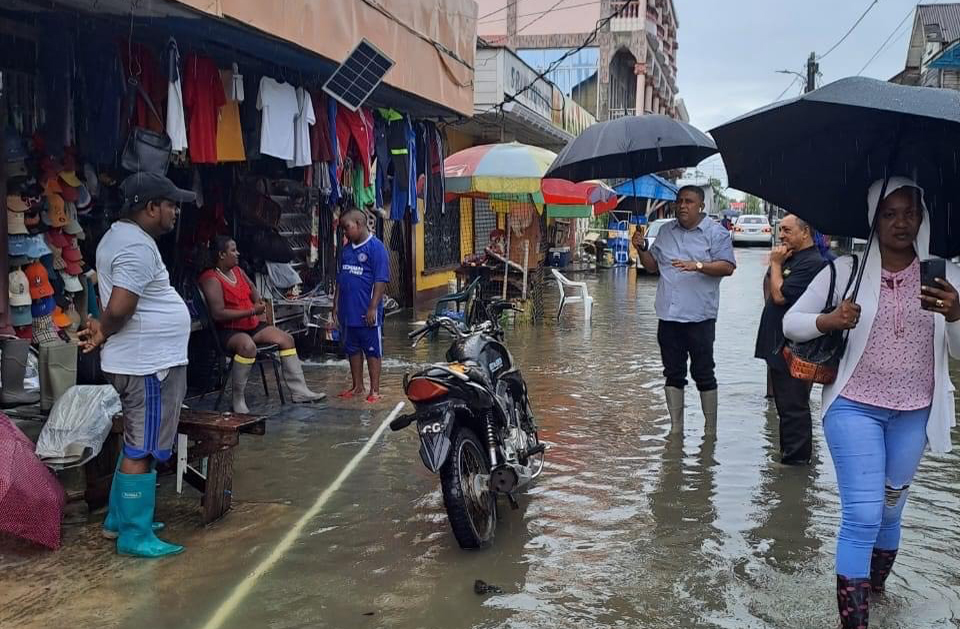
[444,142,558,197]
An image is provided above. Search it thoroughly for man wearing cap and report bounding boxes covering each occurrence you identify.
[79,171,195,559]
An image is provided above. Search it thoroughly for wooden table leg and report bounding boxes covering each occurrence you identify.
[201,449,235,525]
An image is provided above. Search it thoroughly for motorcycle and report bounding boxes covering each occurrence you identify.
[390,302,545,549]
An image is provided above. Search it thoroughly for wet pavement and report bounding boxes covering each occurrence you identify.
[2,248,960,629]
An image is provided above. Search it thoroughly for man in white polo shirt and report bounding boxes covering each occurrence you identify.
[80,171,194,558]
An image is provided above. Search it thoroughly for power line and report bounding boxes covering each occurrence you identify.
[516,0,569,34]
[773,75,801,101]
[857,5,915,75]
[463,0,634,121]
[818,0,880,60]
[480,1,602,24]
[477,0,520,22]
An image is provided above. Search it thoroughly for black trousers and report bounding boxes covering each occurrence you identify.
[657,319,717,391]
[769,361,814,464]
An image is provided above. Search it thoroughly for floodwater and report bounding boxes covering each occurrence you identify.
[3,249,960,629]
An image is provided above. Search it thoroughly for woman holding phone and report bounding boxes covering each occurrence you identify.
[783,177,960,629]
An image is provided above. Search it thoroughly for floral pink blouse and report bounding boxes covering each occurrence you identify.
[842,258,935,410]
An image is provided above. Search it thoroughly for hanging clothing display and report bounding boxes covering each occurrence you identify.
[335,106,373,186]
[388,115,418,223]
[287,87,316,168]
[373,114,390,210]
[257,76,298,161]
[216,68,246,162]
[309,90,334,163]
[120,41,166,134]
[183,53,225,164]
[326,96,340,204]
[76,41,124,164]
[165,38,188,154]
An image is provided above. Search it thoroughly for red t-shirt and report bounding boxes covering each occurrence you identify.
[183,53,226,164]
[200,268,260,331]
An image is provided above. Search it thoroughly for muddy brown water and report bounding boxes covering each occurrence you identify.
[2,249,958,629]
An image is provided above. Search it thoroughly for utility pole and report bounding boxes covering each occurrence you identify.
[805,52,819,93]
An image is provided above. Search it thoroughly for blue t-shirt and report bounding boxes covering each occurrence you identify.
[338,235,390,327]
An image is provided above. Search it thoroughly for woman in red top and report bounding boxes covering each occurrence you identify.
[199,236,325,413]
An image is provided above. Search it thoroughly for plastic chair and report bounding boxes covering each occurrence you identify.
[193,286,286,409]
[431,276,483,337]
[551,269,593,322]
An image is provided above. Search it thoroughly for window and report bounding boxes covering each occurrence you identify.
[423,200,461,271]
[518,47,599,115]
[739,216,767,225]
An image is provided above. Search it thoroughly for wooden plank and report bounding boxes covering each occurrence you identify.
[201,449,235,525]
[177,409,267,432]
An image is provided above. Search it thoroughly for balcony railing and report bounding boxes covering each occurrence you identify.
[609,107,637,119]
[611,1,643,32]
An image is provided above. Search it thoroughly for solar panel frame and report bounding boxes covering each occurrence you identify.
[322,39,395,112]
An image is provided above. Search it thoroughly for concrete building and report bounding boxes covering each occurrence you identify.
[893,3,960,88]
[477,0,684,122]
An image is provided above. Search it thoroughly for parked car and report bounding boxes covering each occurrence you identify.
[636,218,674,272]
[732,215,773,246]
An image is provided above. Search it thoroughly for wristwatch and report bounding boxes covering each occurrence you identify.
[695,261,704,271]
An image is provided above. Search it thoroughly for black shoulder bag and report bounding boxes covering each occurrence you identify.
[120,78,172,174]
[782,255,858,384]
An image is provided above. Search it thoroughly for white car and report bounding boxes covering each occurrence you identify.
[732,215,773,246]
[636,219,674,271]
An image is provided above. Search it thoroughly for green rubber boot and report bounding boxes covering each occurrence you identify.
[102,456,164,539]
[115,471,184,558]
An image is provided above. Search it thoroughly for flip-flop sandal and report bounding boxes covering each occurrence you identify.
[337,389,360,399]
[365,393,383,404]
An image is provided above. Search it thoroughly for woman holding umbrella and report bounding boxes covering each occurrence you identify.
[783,178,960,628]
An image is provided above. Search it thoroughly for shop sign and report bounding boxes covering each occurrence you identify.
[504,52,554,120]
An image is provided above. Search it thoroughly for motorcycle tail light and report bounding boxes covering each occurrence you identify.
[407,379,449,402]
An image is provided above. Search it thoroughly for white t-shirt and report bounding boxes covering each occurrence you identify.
[167,40,188,153]
[257,76,298,160]
[96,221,191,376]
[287,86,316,168]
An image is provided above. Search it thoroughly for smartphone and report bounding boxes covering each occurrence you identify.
[921,259,946,288]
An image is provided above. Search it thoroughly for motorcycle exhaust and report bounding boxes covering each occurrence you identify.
[489,463,533,494]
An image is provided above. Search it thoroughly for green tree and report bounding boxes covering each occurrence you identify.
[743,194,762,214]
[707,177,730,210]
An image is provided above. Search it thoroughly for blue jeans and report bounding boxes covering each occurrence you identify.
[823,396,929,578]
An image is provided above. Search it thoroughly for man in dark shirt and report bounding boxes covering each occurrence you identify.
[755,214,826,465]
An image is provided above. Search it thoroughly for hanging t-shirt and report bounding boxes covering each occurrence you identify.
[257,77,298,160]
[287,86,316,168]
[166,38,188,154]
[216,69,246,162]
[183,53,225,164]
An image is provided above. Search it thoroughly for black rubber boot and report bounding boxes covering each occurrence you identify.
[836,575,871,629]
[869,549,898,595]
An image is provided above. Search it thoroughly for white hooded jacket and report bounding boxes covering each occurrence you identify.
[783,177,960,453]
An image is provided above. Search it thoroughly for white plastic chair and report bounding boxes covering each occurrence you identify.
[551,268,593,322]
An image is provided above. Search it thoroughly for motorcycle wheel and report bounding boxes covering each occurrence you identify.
[440,427,496,549]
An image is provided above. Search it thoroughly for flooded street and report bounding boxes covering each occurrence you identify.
[3,248,960,629]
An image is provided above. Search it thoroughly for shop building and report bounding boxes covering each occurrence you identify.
[891,3,960,89]
[413,42,596,301]
[0,0,477,408]
[477,0,685,122]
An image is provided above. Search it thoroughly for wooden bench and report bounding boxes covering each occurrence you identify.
[86,409,266,525]
[175,409,266,525]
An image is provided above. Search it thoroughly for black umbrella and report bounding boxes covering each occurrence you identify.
[711,76,960,258]
[544,114,718,182]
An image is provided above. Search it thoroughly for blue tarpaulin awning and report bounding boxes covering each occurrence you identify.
[613,174,678,200]
[929,41,960,70]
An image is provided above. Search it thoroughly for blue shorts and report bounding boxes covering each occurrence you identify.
[344,326,383,358]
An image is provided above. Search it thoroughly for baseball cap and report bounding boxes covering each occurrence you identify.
[9,255,30,267]
[24,206,42,234]
[50,244,66,271]
[32,295,55,318]
[60,271,83,293]
[58,178,80,202]
[64,259,83,276]
[10,305,32,327]
[6,194,29,212]
[7,209,28,235]
[24,261,55,300]
[8,270,32,306]
[121,171,196,212]
[8,235,31,257]
[46,228,71,248]
[26,234,52,259]
[63,202,84,237]
[52,306,72,329]
[14,325,32,340]
[32,313,62,346]
[43,194,68,227]
[75,184,92,212]
[62,245,83,263]
[5,160,28,179]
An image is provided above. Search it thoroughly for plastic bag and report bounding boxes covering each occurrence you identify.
[35,385,120,469]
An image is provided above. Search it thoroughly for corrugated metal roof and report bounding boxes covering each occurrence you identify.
[918,3,960,43]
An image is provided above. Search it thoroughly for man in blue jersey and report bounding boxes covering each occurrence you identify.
[333,208,390,403]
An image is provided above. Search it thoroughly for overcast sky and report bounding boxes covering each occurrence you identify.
[675,0,920,187]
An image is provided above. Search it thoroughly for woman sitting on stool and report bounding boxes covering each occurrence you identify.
[199,236,325,412]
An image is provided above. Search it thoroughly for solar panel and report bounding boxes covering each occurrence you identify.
[322,39,394,112]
